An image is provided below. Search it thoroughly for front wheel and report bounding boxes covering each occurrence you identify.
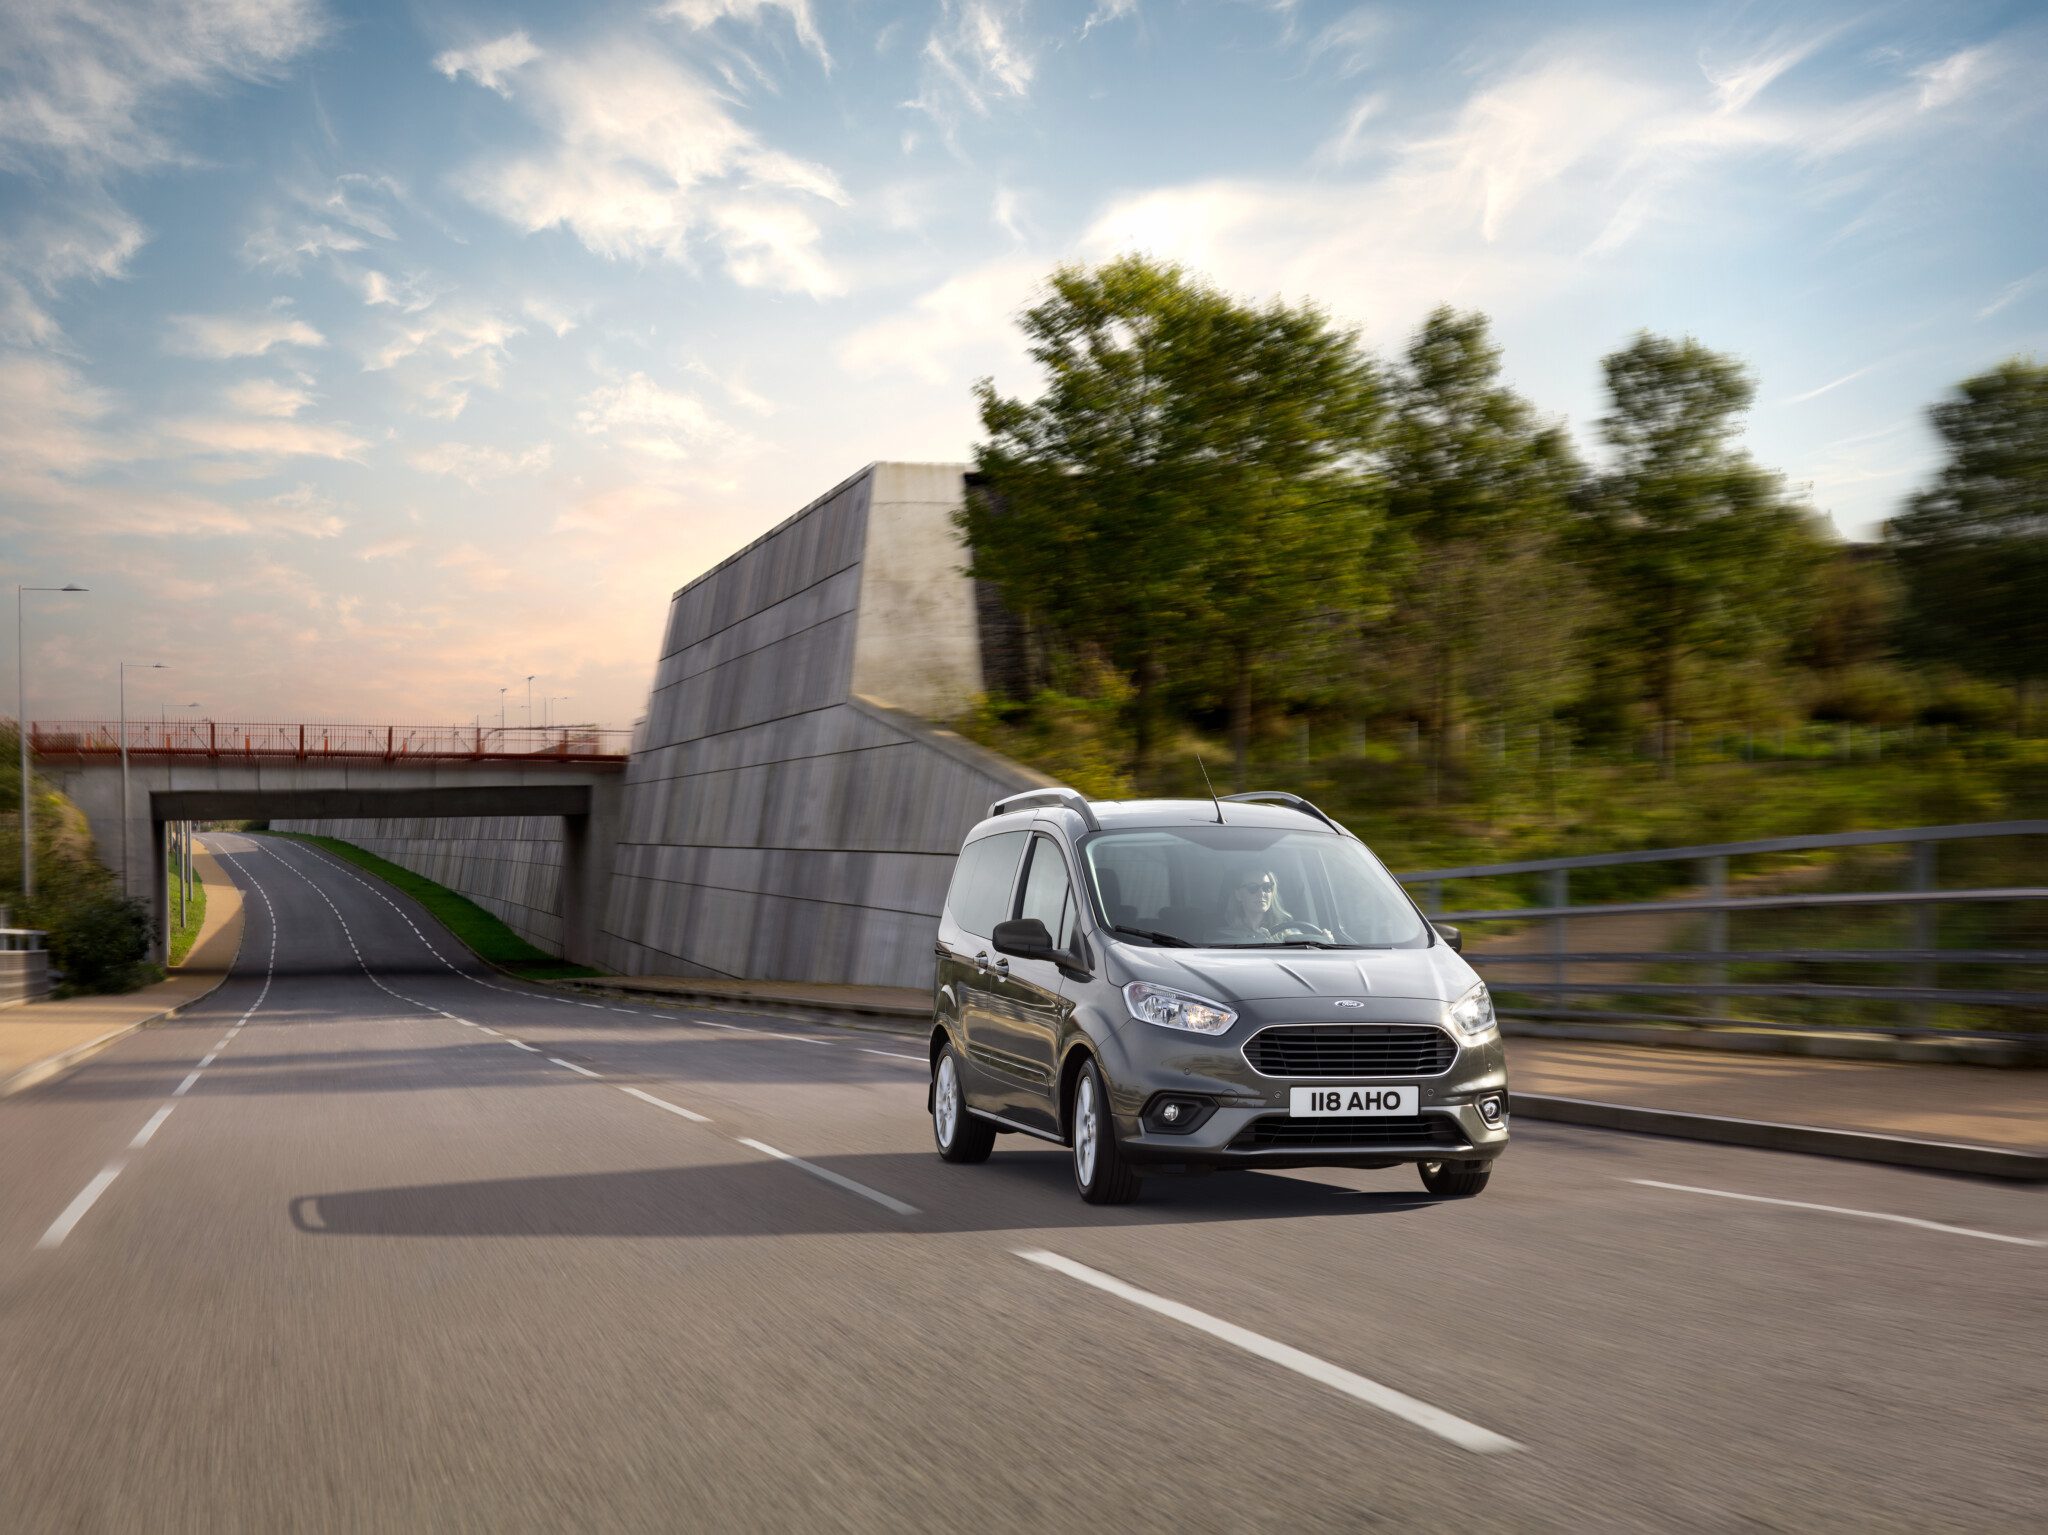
[1418,1158,1492,1198]
[932,1046,995,1163]
[1071,1061,1140,1205]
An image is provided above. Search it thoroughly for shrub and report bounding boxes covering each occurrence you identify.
[47,893,154,993]
[1806,664,1920,726]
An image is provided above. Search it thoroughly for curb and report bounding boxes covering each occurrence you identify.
[0,977,237,1100]
[1510,1092,2048,1183]
[2,842,249,1101]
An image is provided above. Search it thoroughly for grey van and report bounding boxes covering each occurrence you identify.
[928,789,1509,1204]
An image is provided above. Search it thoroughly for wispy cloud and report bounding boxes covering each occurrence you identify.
[0,0,327,173]
[907,1,1035,139]
[1779,362,1880,405]
[1978,270,2043,320]
[578,372,746,460]
[661,1,831,70]
[441,31,847,292]
[408,441,555,487]
[432,31,541,96]
[165,307,326,358]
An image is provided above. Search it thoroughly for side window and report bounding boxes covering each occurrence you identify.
[944,830,1028,938]
[1018,835,1076,949]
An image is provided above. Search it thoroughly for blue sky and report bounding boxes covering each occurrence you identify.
[3,0,2044,728]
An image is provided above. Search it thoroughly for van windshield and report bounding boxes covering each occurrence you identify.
[1080,825,1429,949]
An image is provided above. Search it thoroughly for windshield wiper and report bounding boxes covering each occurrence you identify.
[1107,923,1194,948]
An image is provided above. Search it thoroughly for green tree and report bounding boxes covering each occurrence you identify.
[964,256,1385,779]
[1382,308,1583,780]
[1886,359,2048,730]
[1575,332,1824,766]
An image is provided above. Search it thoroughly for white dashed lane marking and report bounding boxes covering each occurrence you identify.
[1015,1249,1521,1455]
[1627,1179,2047,1248]
[550,1057,603,1079]
[37,841,279,1250]
[619,1087,711,1123]
[735,1138,920,1218]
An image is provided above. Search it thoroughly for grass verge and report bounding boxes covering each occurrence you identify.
[265,832,600,980]
[167,852,206,966]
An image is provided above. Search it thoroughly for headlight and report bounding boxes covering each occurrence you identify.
[1123,981,1236,1035]
[1447,981,1497,1042]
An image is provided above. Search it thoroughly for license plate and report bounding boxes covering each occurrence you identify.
[1289,1085,1418,1117]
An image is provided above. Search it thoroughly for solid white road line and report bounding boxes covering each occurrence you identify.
[1627,1179,2046,1248]
[1014,1249,1522,1455]
[735,1137,920,1217]
[550,1057,602,1078]
[619,1086,712,1123]
[129,1105,176,1148]
[172,1070,203,1097]
[37,1164,126,1250]
[861,1048,926,1063]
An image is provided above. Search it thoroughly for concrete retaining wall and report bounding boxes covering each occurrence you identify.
[270,814,567,955]
[269,462,1046,988]
[602,463,1044,987]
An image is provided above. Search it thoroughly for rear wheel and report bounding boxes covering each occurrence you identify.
[932,1047,995,1163]
[1418,1158,1492,1198]
[1071,1061,1140,1205]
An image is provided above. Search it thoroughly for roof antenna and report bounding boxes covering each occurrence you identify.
[1195,754,1225,824]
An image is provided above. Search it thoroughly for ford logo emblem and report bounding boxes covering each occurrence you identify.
[1333,999,1368,1008]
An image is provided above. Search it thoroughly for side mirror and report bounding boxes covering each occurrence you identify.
[992,916,1056,960]
[1434,922,1463,953]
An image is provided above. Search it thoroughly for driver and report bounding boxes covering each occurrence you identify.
[1219,868,1289,942]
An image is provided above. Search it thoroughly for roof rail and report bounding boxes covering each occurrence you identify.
[1219,791,1354,838]
[990,787,1102,833]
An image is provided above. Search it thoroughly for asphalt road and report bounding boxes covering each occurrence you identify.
[0,833,2040,1533]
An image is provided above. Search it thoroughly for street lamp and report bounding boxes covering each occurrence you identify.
[544,695,571,728]
[525,674,536,730]
[498,686,507,734]
[15,583,88,901]
[119,660,166,900]
[164,703,199,927]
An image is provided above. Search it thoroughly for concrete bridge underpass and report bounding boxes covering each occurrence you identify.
[29,723,627,966]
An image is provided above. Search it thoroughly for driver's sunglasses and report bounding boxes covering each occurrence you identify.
[1238,877,1276,894]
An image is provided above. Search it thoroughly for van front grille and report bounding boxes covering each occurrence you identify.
[1231,1114,1467,1150]
[1244,1024,1455,1078]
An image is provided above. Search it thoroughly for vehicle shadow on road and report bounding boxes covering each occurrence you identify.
[289,1151,1443,1239]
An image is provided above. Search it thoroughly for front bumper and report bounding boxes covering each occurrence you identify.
[1097,1013,1510,1170]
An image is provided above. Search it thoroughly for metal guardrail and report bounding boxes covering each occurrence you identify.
[1398,821,2048,1039]
[29,721,632,763]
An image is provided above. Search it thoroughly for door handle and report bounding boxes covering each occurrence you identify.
[975,950,990,974]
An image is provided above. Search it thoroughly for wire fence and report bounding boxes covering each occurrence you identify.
[1398,821,2048,1042]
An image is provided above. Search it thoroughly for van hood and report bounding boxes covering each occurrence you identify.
[1109,943,1473,1005]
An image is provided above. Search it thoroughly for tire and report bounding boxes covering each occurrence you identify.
[1070,1059,1140,1205]
[1418,1158,1492,1198]
[932,1045,995,1164]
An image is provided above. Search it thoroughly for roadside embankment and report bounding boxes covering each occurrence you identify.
[0,841,244,1098]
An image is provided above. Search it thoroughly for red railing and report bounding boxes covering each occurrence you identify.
[28,721,632,763]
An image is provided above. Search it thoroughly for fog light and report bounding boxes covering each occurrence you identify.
[1142,1095,1215,1135]
[1478,1095,1505,1127]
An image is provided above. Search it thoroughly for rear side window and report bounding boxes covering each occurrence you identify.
[945,830,1028,937]
[1018,835,1076,949]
